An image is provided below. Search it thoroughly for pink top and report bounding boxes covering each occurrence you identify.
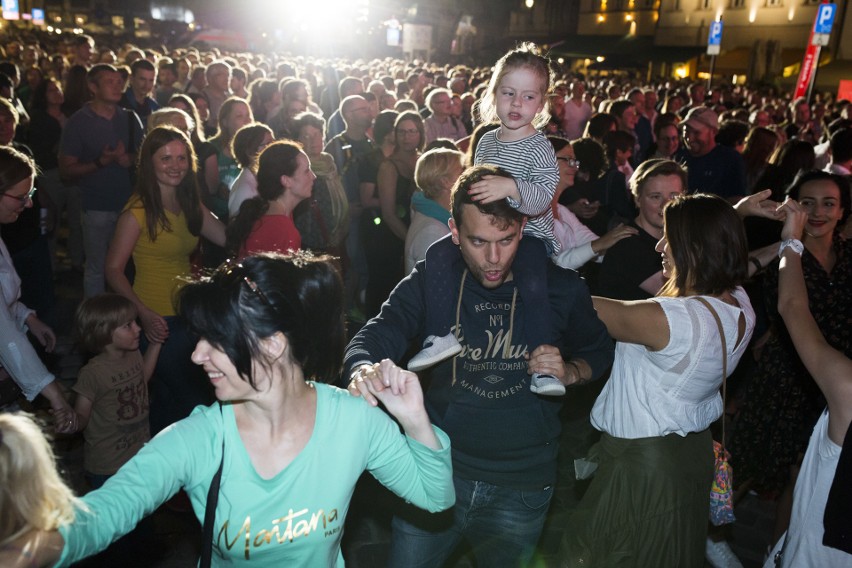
[239,214,301,259]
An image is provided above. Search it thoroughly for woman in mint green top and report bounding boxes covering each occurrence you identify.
[49,253,454,566]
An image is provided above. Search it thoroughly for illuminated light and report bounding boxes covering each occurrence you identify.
[283,0,369,34]
[525,0,534,8]
[629,21,637,35]
[597,14,605,23]
[75,16,83,24]
[697,72,710,80]
[584,58,592,65]
[557,57,565,64]
[732,74,738,83]
[47,25,53,32]
[625,14,633,21]
[596,56,605,63]
[788,7,795,20]
[749,8,756,23]
[675,66,687,78]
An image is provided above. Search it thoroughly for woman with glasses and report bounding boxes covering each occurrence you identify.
[548,136,637,271]
[364,111,424,317]
[28,252,454,567]
[0,146,74,428]
[104,126,226,433]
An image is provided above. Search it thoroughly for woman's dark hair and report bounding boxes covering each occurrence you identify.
[29,77,59,112]
[226,141,303,255]
[231,123,273,169]
[373,110,399,147]
[584,112,617,140]
[0,145,36,194]
[742,126,778,171]
[465,121,500,167]
[771,139,815,177]
[132,126,203,242]
[785,169,851,224]
[572,137,608,181]
[177,252,344,387]
[660,193,748,297]
[61,64,90,116]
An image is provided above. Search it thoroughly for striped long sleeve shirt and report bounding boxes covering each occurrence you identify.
[474,129,560,253]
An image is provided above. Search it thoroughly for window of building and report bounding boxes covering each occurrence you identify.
[766,0,782,6]
[730,0,745,8]
[702,0,713,10]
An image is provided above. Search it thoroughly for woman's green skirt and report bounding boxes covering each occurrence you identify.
[559,429,714,567]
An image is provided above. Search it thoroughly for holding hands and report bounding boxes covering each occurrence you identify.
[467,175,521,204]
[734,189,784,221]
[779,197,808,241]
[138,306,169,343]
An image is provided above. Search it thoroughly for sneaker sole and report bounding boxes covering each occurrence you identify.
[530,384,566,396]
[408,344,463,372]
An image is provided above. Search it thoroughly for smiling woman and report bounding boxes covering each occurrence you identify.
[0,146,74,427]
[104,126,226,434]
[41,253,454,567]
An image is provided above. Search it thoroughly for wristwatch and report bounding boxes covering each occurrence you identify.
[778,239,804,258]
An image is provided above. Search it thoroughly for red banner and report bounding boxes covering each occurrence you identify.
[794,43,819,99]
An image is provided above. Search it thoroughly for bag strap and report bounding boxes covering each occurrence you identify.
[200,402,225,568]
[695,297,728,448]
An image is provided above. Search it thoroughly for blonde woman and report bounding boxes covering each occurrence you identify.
[0,413,79,567]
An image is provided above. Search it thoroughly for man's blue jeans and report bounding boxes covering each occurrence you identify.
[387,475,553,568]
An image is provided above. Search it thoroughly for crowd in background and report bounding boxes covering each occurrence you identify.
[0,28,849,568]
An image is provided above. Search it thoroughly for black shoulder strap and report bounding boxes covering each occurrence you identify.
[200,402,225,568]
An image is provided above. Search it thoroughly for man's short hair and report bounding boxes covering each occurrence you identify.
[425,88,452,113]
[339,94,366,120]
[338,76,362,99]
[629,159,687,199]
[609,100,633,121]
[130,59,155,75]
[451,165,524,230]
[87,63,119,85]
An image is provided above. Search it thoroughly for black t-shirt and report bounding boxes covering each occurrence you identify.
[595,221,661,300]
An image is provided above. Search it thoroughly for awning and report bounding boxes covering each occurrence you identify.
[549,34,705,65]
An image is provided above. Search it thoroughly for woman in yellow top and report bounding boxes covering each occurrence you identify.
[105,126,226,433]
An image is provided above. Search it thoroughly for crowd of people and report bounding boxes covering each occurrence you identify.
[0,29,850,568]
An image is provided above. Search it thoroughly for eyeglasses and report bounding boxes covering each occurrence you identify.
[397,128,420,137]
[556,157,581,168]
[2,186,36,204]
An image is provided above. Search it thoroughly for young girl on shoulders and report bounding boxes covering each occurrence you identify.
[412,43,566,396]
[72,294,161,488]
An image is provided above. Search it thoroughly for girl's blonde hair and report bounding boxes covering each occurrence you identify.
[0,413,80,547]
[477,42,553,130]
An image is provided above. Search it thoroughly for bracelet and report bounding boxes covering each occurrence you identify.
[749,257,763,273]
